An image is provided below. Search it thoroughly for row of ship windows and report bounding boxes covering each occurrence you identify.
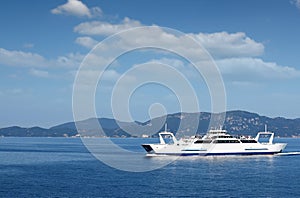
[194,139,257,144]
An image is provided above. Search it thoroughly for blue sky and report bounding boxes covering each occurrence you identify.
[1,0,300,128]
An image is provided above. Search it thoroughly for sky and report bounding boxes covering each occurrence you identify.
[1,0,300,128]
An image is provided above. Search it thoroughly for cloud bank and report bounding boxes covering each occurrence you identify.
[3,1,299,84]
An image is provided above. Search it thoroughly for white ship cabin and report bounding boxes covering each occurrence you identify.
[204,129,232,139]
[201,129,258,144]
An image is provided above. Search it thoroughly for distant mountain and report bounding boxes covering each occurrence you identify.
[50,118,132,137]
[1,110,300,137]
[0,126,77,137]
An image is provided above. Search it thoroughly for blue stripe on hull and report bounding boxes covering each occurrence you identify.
[205,152,278,156]
[244,148,268,151]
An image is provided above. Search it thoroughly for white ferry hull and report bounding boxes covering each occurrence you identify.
[142,127,287,156]
[142,142,287,156]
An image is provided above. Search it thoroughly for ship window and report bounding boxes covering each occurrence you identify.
[240,139,257,143]
[194,140,204,144]
[214,140,240,143]
[217,135,233,138]
[194,140,211,144]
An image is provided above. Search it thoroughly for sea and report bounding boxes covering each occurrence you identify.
[0,137,300,198]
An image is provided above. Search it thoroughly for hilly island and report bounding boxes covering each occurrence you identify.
[1,110,300,138]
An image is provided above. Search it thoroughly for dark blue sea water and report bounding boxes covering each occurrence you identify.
[0,137,300,197]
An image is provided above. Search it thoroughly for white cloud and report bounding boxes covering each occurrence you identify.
[75,36,98,48]
[74,17,142,35]
[75,21,264,59]
[73,21,299,86]
[73,24,298,83]
[190,32,264,58]
[51,0,102,18]
[0,48,48,67]
[29,68,50,78]
[131,57,300,84]
[3,11,296,91]
[75,25,210,66]
[0,48,83,68]
[217,57,300,80]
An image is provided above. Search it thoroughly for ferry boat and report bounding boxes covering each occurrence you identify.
[142,126,287,156]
